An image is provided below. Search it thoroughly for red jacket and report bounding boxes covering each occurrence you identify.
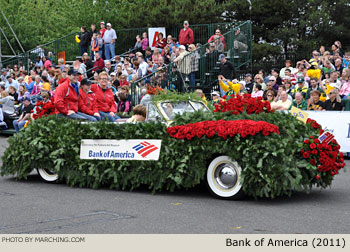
[54,82,79,115]
[120,79,129,87]
[58,77,69,85]
[78,89,98,115]
[208,34,225,47]
[179,28,194,45]
[90,84,116,113]
[93,58,105,72]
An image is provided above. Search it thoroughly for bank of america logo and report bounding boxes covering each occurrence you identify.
[132,141,158,158]
[318,132,334,144]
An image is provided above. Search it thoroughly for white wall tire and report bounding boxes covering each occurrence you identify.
[206,156,244,199]
[37,168,58,182]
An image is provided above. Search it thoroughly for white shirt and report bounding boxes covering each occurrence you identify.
[103,28,117,43]
[139,61,149,77]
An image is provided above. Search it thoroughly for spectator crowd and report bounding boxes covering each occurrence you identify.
[0,19,346,134]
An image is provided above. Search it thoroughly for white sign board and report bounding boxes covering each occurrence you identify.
[308,111,350,152]
[80,139,162,160]
[148,27,166,50]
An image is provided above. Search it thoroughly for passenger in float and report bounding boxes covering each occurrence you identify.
[127,104,146,122]
[90,72,120,122]
[78,78,101,122]
[55,69,91,120]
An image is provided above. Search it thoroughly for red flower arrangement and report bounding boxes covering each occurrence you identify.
[301,118,345,179]
[214,94,272,115]
[167,120,280,140]
[32,100,56,120]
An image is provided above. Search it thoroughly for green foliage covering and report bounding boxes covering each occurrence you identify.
[152,91,201,103]
[1,111,325,198]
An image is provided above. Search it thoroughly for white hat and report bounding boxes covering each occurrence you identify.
[106,23,111,26]
[110,72,116,76]
[179,45,186,50]
[211,91,220,96]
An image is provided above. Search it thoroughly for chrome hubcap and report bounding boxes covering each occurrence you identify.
[214,163,237,189]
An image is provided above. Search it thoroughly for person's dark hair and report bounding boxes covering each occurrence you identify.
[119,92,127,101]
[138,55,144,60]
[285,68,291,73]
[255,84,262,91]
[285,59,292,64]
[42,75,49,82]
[266,89,275,97]
[81,26,86,32]
[158,32,164,38]
[310,77,318,82]
[258,69,265,76]
[133,104,146,118]
[271,68,280,73]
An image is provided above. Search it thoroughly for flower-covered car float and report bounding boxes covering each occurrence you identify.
[0,93,345,200]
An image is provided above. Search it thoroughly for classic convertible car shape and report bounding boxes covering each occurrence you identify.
[0,93,345,199]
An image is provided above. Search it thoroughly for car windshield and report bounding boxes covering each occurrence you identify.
[190,101,210,112]
[160,102,195,120]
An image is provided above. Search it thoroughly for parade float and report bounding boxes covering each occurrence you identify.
[0,91,345,200]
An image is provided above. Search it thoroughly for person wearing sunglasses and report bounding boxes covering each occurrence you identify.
[208,29,225,48]
[321,88,344,111]
[90,72,120,122]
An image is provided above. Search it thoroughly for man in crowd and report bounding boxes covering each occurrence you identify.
[178,20,194,48]
[218,54,235,96]
[93,52,105,73]
[79,26,90,55]
[234,28,247,52]
[244,73,254,94]
[282,68,297,86]
[104,60,114,75]
[291,77,308,98]
[279,60,296,78]
[306,78,323,99]
[292,92,307,110]
[104,23,117,60]
[13,97,34,132]
[138,55,149,77]
[78,78,101,122]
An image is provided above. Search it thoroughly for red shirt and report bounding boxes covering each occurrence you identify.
[156,38,167,49]
[179,28,194,45]
[54,82,79,115]
[100,28,106,39]
[90,84,116,113]
[119,79,129,87]
[78,89,98,115]
[208,34,225,47]
[93,58,105,72]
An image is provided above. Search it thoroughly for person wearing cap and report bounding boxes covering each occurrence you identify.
[54,69,86,120]
[103,23,117,60]
[218,53,235,96]
[306,60,321,81]
[99,21,106,40]
[5,75,18,91]
[90,72,119,122]
[291,77,308,99]
[1,68,9,82]
[210,91,221,105]
[12,96,34,133]
[174,45,191,85]
[234,28,248,52]
[178,20,194,47]
[78,78,101,122]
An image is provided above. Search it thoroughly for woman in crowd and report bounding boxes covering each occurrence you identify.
[141,32,149,53]
[265,89,276,103]
[253,74,266,91]
[119,74,129,87]
[155,32,166,49]
[8,86,19,105]
[90,72,120,122]
[152,48,162,65]
[307,90,324,110]
[0,91,15,119]
[251,84,263,98]
[134,35,142,50]
[284,79,293,95]
[116,92,130,113]
[18,85,30,103]
[339,68,350,98]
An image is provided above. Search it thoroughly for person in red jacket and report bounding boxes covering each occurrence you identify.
[78,78,101,121]
[90,71,120,122]
[178,20,194,47]
[208,29,225,47]
[54,69,91,120]
[93,52,105,73]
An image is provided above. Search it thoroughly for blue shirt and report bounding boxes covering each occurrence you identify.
[25,81,35,93]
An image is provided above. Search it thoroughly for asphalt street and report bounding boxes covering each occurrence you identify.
[0,136,349,234]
